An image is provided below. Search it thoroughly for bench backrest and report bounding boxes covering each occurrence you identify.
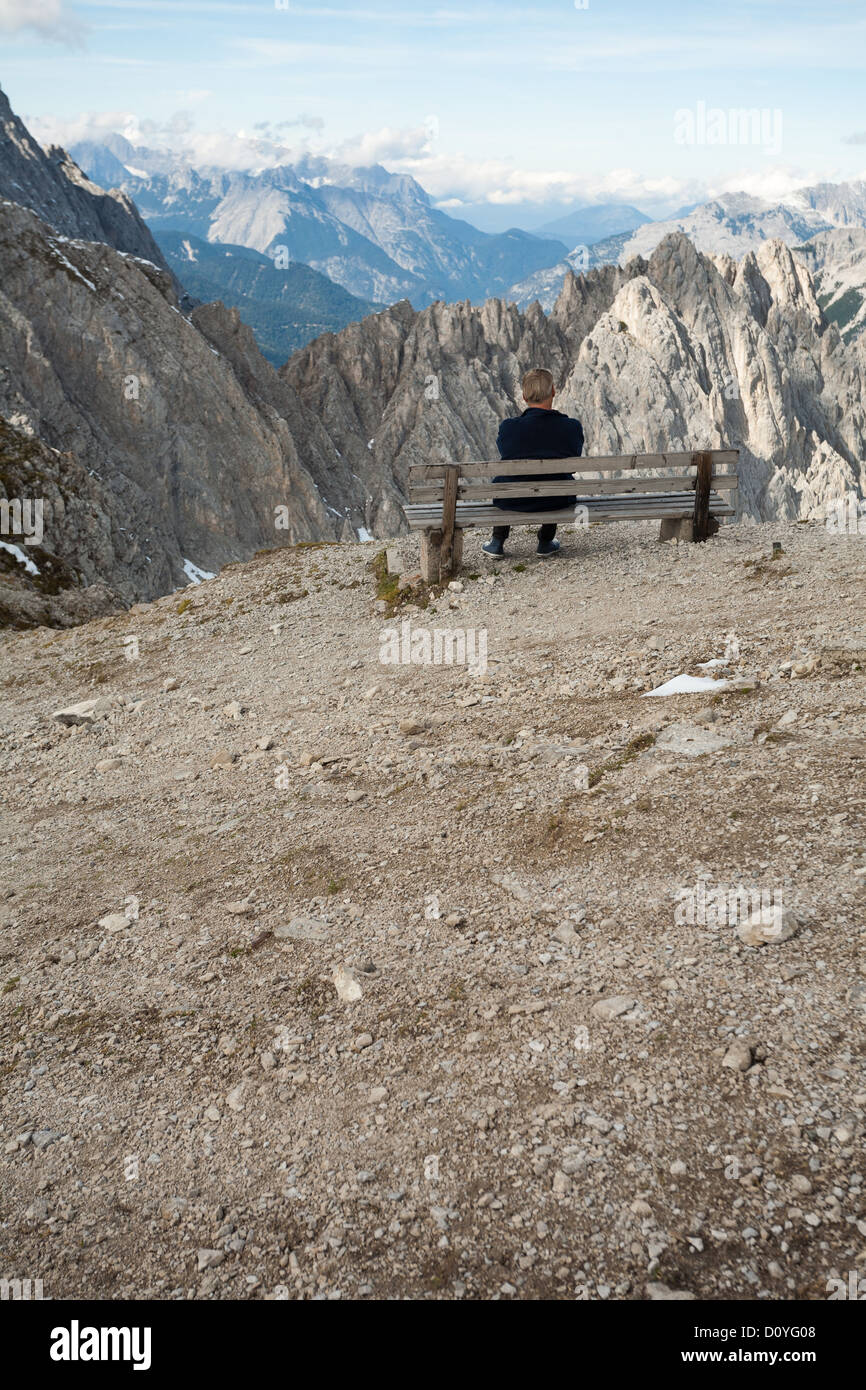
[408,449,739,505]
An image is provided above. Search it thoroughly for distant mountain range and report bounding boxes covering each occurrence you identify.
[616,186,866,261]
[506,184,866,311]
[68,137,570,310]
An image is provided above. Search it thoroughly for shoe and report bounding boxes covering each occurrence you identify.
[536,539,560,557]
[482,540,505,557]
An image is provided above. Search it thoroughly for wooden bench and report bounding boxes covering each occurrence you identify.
[405,449,739,583]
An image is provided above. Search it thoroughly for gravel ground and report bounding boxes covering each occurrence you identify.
[0,518,864,1302]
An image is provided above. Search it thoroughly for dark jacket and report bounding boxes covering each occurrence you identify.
[493,407,584,511]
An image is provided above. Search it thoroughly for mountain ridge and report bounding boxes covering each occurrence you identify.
[0,86,177,288]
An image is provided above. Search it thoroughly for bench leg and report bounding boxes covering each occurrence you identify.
[659,516,720,543]
[659,518,694,543]
[419,527,464,584]
[420,528,441,584]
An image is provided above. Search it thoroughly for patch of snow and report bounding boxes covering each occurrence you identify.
[181,239,198,263]
[356,527,374,542]
[48,242,96,291]
[0,540,40,576]
[643,674,730,697]
[115,251,160,270]
[124,164,149,179]
[182,558,216,585]
[367,439,374,450]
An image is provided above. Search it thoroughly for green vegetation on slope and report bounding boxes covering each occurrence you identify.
[155,230,380,365]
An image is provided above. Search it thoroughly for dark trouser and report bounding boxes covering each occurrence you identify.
[491,522,557,545]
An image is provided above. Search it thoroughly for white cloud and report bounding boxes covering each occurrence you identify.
[332,124,432,166]
[0,0,85,44]
[26,107,850,221]
[705,166,850,203]
[377,147,698,212]
[27,107,303,171]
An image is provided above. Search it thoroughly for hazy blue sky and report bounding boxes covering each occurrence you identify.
[3,0,866,227]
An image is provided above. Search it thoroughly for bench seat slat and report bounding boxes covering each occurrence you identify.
[409,472,740,503]
[404,492,734,529]
[408,449,738,480]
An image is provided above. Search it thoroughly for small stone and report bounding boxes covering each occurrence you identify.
[333,965,362,1002]
[552,1170,571,1195]
[31,1129,61,1149]
[204,1105,221,1122]
[275,916,330,942]
[346,790,366,804]
[226,1083,246,1113]
[225,898,254,916]
[353,1033,373,1051]
[670,1160,687,1176]
[722,1040,754,1071]
[791,1175,812,1195]
[98,912,130,933]
[210,747,234,770]
[646,1282,696,1301]
[94,757,123,773]
[591,995,637,1021]
[399,718,426,735]
[368,1087,387,1104]
[736,907,798,947]
[160,1197,189,1222]
[52,696,121,726]
[197,1249,225,1271]
[162,676,179,691]
[223,701,244,720]
[554,922,578,945]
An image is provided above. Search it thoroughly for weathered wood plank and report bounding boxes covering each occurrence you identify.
[405,490,730,515]
[405,494,734,529]
[409,472,742,503]
[419,528,441,584]
[408,449,738,480]
[439,464,459,580]
[419,526,463,582]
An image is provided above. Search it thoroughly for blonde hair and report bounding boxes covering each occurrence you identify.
[522,368,555,404]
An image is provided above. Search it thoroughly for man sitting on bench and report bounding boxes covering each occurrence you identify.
[482,367,584,558]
